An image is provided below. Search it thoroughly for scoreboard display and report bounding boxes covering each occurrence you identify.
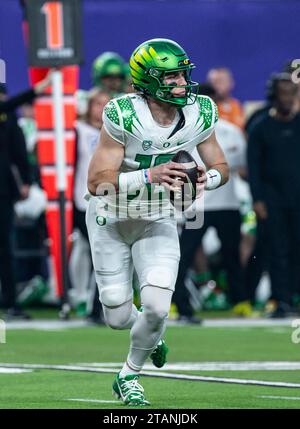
[25,0,83,67]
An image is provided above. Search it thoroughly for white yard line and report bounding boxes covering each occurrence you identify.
[1,363,300,388]
[67,398,119,404]
[77,362,300,371]
[201,319,295,328]
[142,371,300,388]
[3,320,88,330]
[2,318,295,330]
[258,395,300,401]
[0,368,32,374]
[0,363,120,374]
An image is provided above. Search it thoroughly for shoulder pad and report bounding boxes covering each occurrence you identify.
[104,100,120,126]
[196,95,218,130]
[115,95,142,135]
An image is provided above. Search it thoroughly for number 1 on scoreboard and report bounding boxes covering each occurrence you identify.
[42,1,64,49]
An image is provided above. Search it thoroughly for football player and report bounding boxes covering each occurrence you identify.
[86,39,229,405]
[92,52,126,96]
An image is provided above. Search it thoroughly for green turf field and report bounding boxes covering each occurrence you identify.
[0,321,300,409]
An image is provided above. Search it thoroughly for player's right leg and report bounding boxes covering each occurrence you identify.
[86,198,138,329]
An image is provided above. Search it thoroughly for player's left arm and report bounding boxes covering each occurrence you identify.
[196,131,229,190]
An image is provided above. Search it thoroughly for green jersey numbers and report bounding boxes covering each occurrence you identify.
[135,153,175,169]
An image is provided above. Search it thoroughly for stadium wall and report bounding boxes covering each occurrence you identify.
[0,0,299,101]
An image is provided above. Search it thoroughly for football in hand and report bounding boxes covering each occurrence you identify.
[170,150,199,210]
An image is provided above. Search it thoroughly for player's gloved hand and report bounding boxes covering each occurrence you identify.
[149,161,187,191]
[196,165,206,198]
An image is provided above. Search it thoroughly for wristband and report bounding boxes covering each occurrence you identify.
[118,169,148,193]
[205,169,222,190]
[143,169,152,184]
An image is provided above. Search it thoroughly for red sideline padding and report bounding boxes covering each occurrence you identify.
[46,202,74,296]
[23,15,79,297]
[29,66,78,297]
[29,66,78,94]
[40,167,74,201]
[37,131,76,165]
[34,100,76,130]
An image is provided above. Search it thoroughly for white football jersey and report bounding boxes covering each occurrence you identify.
[100,93,218,218]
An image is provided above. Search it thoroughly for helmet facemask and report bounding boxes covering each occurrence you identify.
[148,66,199,106]
[133,66,199,106]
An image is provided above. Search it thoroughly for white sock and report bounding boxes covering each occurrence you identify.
[119,361,140,378]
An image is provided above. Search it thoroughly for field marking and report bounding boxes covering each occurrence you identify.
[2,318,295,330]
[258,395,300,401]
[1,363,300,389]
[144,371,300,388]
[177,319,295,328]
[0,368,33,374]
[3,320,88,330]
[78,361,300,371]
[67,398,119,404]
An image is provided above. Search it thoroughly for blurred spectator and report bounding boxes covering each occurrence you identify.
[17,102,40,184]
[0,95,31,319]
[69,89,110,323]
[14,102,49,305]
[244,69,295,132]
[173,84,249,321]
[0,74,51,320]
[207,67,245,129]
[75,89,89,120]
[242,76,276,309]
[18,103,37,160]
[247,73,300,317]
[243,69,298,309]
[246,62,300,133]
[283,60,300,112]
[0,73,52,114]
[91,52,126,96]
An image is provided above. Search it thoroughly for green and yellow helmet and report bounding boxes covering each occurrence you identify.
[130,38,198,106]
[92,52,126,86]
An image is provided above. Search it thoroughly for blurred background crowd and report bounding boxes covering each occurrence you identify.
[0,0,300,323]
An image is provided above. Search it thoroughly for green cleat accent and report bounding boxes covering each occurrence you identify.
[112,373,150,406]
[150,339,169,368]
